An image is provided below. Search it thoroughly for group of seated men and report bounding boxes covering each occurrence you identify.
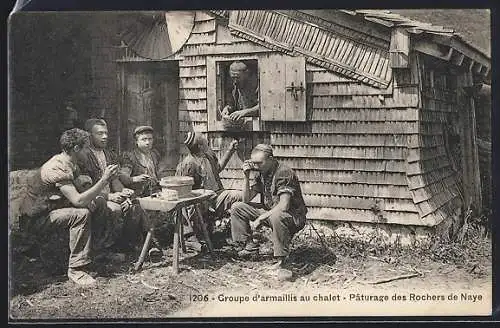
[34,118,307,285]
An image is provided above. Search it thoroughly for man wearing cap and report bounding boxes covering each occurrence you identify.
[176,132,242,241]
[119,125,168,258]
[229,144,307,280]
[221,61,259,121]
[76,118,137,252]
[119,126,163,196]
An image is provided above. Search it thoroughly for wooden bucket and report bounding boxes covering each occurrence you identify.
[159,176,194,198]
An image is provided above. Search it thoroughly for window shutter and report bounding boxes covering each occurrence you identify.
[260,54,306,121]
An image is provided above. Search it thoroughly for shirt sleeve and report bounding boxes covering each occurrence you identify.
[274,168,296,197]
[40,158,75,188]
[250,174,262,194]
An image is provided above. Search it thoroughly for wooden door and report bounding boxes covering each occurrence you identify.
[118,61,180,174]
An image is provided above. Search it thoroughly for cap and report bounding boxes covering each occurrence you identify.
[252,144,273,156]
[229,61,248,72]
[184,131,199,147]
[134,125,154,136]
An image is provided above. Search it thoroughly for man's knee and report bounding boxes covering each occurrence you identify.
[230,201,248,215]
[68,208,91,226]
[268,211,293,227]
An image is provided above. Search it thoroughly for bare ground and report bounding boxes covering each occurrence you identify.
[9,224,492,319]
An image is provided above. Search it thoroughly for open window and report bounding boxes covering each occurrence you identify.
[207,53,306,132]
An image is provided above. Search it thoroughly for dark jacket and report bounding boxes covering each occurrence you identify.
[119,148,163,196]
[76,145,123,192]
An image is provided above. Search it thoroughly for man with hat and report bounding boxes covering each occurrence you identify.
[221,61,259,121]
[119,125,169,258]
[229,144,308,280]
[119,126,163,196]
[176,132,242,245]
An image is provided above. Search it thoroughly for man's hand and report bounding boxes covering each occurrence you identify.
[229,139,239,152]
[250,212,270,231]
[221,105,232,116]
[228,110,246,121]
[120,188,135,198]
[242,160,254,177]
[102,164,119,181]
[120,198,132,212]
[108,192,125,204]
[132,174,151,183]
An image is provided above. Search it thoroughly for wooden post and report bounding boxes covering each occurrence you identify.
[172,209,181,274]
[390,28,410,69]
[457,69,483,211]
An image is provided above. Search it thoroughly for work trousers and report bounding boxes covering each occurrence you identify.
[41,208,92,269]
[230,201,303,257]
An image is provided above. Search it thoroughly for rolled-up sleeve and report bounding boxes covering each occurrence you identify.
[274,169,296,197]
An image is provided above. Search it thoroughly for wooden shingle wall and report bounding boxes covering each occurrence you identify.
[175,12,462,226]
[406,54,463,226]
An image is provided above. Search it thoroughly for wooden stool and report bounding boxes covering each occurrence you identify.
[134,190,215,273]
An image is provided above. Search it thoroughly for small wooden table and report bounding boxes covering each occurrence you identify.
[134,189,216,273]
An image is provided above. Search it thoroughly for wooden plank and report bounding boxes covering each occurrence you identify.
[310,108,417,122]
[260,53,286,121]
[186,32,217,45]
[308,121,418,134]
[179,121,207,133]
[195,11,215,22]
[178,56,206,67]
[305,208,425,226]
[311,82,393,96]
[272,145,406,160]
[408,168,457,191]
[192,19,216,34]
[178,99,207,111]
[312,92,419,108]
[270,133,410,147]
[276,158,406,173]
[219,168,408,186]
[306,71,356,83]
[179,110,208,122]
[179,77,207,89]
[407,146,448,163]
[179,43,270,56]
[300,182,412,199]
[284,56,307,121]
[303,194,418,212]
[179,66,207,78]
[179,88,207,100]
[406,157,452,176]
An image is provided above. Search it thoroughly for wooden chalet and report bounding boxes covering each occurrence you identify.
[114,10,491,230]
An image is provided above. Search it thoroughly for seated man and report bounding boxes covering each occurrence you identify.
[230,144,307,279]
[119,125,170,258]
[176,132,242,247]
[76,118,139,252]
[222,61,259,121]
[38,128,120,285]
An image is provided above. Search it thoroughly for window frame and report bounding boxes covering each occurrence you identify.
[206,54,262,132]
